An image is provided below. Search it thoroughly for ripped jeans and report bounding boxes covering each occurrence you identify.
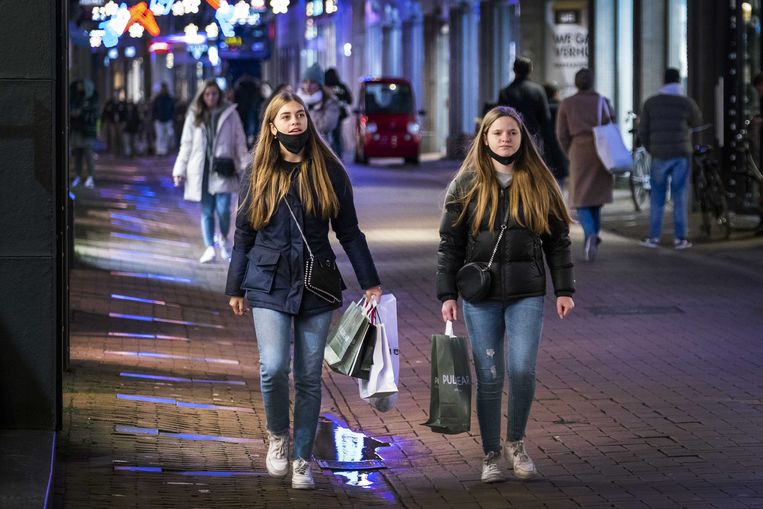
[462,297,544,454]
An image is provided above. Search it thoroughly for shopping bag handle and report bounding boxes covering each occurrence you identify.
[445,320,456,338]
[362,296,378,323]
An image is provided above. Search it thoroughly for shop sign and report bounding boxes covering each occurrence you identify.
[545,0,589,98]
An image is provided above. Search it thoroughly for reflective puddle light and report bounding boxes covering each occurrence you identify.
[110,272,193,284]
[110,295,221,315]
[114,425,257,443]
[109,312,224,329]
[114,466,163,473]
[111,220,148,233]
[119,372,245,385]
[111,233,191,248]
[105,351,239,364]
[114,466,264,476]
[111,294,167,305]
[117,393,254,413]
[313,414,388,486]
[108,332,189,341]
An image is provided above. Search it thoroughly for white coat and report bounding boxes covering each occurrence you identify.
[172,103,251,202]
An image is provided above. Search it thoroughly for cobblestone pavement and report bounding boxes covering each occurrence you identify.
[55,154,763,508]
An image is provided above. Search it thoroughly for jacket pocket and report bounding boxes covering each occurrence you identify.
[243,246,281,293]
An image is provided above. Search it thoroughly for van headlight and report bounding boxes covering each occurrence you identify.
[407,122,420,135]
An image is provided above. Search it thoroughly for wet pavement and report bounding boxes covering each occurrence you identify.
[54,153,763,508]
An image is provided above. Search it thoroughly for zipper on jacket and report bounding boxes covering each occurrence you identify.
[499,188,507,304]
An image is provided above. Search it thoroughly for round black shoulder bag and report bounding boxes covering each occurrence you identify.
[456,221,508,303]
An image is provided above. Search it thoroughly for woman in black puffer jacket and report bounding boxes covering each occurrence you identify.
[437,106,575,484]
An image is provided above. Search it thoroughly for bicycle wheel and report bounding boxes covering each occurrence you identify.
[630,149,650,211]
[707,168,731,239]
[695,164,731,239]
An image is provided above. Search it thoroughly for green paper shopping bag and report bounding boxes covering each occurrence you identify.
[424,320,472,434]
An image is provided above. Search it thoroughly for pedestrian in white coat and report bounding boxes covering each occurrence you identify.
[173,80,251,263]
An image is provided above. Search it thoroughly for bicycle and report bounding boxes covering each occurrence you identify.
[692,144,731,239]
[728,119,763,222]
[626,111,650,211]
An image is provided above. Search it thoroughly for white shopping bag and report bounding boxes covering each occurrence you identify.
[358,294,399,411]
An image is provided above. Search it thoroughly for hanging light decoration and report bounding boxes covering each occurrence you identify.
[271,0,289,15]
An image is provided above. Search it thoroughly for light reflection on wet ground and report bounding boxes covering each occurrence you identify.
[313,414,391,490]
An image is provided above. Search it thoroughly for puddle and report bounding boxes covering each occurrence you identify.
[313,415,389,488]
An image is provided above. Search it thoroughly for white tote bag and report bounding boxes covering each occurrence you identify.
[358,294,399,411]
[592,95,632,174]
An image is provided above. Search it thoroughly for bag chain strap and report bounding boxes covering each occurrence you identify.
[284,199,315,262]
[485,206,511,270]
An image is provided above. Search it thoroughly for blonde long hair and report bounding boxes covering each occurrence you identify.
[452,106,572,235]
[244,92,340,229]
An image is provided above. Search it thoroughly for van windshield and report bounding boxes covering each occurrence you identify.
[364,83,413,114]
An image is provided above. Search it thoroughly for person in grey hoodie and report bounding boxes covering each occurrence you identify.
[638,68,702,250]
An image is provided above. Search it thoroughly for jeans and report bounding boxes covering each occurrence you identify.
[200,170,231,247]
[72,147,94,177]
[252,307,334,460]
[649,157,690,240]
[463,297,545,454]
[154,120,174,155]
[576,206,601,239]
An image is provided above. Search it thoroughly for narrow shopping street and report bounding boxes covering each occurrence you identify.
[54,153,763,508]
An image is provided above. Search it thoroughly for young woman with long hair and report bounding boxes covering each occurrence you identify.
[173,79,249,263]
[437,106,575,483]
[225,91,382,489]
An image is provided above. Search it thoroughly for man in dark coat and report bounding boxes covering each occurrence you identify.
[497,57,553,153]
[638,68,702,249]
[152,82,175,155]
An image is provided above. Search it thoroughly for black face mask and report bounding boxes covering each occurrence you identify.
[486,146,518,166]
[275,129,310,154]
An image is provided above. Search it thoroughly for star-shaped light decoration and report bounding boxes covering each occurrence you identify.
[270,0,289,15]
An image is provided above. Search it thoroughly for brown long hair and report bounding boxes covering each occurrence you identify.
[192,79,224,127]
[244,92,340,229]
[451,106,572,235]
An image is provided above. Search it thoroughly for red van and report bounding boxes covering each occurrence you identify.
[353,77,423,165]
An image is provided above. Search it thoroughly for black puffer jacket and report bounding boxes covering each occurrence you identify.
[226,160,380,316]
[437,174,574,302]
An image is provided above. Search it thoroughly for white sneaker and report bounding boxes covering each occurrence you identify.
[266,431,289,478]
[481,451,505,483]
[504,440,538,479]
[291,458,314,489]
[84,176,95,188]
[218,238,231,261]
[198,246,216,264]
[71,176,82,187]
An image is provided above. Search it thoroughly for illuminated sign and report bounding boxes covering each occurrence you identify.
[91,0,276,48]
[148,41,171,52]
[126,2,160,36]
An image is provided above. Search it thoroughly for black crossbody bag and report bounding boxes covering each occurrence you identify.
[455,208,510,303]
[285,200,343,304]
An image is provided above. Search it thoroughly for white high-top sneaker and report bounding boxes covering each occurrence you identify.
[218,238,231,261]
[480,451,505,483]
[291,458,315,489]
[198,246,216,264]
[265,431,289,477]
[504,440,538,479]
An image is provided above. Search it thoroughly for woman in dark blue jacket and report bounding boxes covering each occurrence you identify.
[226,91,381,490]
